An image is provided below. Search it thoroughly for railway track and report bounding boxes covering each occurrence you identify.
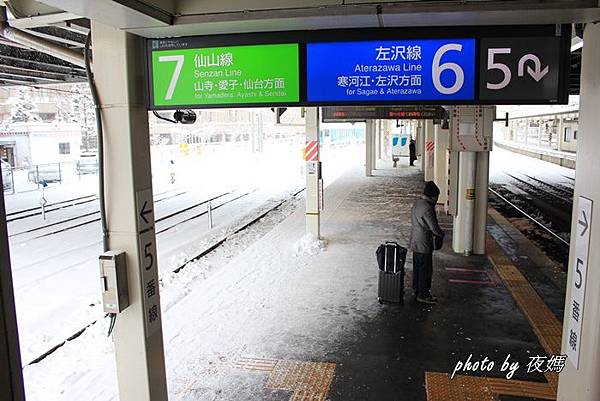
[11,190,250,278]
[26,187,305,366]
[520,173,573,198]
[488,187,569,247]
[6,188,183,222]
[8,189,200,239]
[505,172,572,206]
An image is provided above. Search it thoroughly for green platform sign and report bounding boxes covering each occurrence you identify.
[150,43,299,107]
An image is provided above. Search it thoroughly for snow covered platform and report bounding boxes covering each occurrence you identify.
[159,163,561,401]
[494,140,576,169]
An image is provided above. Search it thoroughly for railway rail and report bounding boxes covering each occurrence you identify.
[26,187,305,366]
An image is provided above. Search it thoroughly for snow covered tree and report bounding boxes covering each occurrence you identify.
[6,87,41,123]
[70,84,97,151]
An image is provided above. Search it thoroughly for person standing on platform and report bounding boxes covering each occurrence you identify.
[409,181,444,304]
[409,138,417,166]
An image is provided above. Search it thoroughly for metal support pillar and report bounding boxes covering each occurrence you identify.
[433,123,449,205]
[93,22,168,401]
[452,151,476,255]
[305,107,321,238]
[419,121,425,172]
[557,116,564,151]
[380,120,387,159]
[424,120,435,181]
[251,113,263,153]
[0,167,25,401]
[372,120,378,171]
[473,151,489,254]
[365,119,374,177]
[462,151,476,256]
[376,119,382,161]
[558,22,600,401]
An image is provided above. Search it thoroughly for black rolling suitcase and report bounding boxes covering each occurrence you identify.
[376,242,407,304]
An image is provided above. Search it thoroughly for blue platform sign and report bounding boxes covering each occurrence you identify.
[307,39,476,103]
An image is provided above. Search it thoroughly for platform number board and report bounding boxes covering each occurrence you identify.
[149,42,300,108]
[135,188,162,339]
[147,25,569,108]
[306,39,476,102]
[566,196,593,369]
[479,37,562,102]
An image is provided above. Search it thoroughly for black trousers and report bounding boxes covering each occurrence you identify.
[412,252,433,298]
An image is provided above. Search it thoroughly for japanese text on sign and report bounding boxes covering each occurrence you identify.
[151,43,300,107]
[136,188,162,338]
[566,196,593,369]
[306,39,475,102]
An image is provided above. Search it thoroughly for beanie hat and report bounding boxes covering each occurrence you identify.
[424,181,440,198]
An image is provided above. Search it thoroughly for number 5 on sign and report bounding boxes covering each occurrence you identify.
[158,55,184,100]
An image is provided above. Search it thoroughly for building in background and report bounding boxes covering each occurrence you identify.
[0,122,82,168]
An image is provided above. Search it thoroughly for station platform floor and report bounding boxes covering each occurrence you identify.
[165,162,566,401]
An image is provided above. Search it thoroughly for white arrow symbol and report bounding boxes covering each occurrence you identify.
[518,54,549,82]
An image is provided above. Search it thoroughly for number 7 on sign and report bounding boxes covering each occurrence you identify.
[158,55,184,100]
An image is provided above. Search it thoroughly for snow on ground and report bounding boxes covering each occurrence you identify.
[17,140,574,401]
[11,140,364,400]
[489,145,575,186]
[21,150,367,401]
[292,233,328,256]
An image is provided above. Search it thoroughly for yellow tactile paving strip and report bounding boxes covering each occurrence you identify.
[486,235,563,357]
[426,372,557,401]
[233,356,279,372]
[235,357,336,401]
[425,233,562,401]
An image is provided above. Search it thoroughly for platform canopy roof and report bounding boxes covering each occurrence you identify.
[0,0,596,92]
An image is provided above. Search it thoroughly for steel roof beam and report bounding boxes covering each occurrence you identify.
[7,11,81,29]
[0,71,62,83]
[0,64,74,81]
[21,27,84,48]
[0,53,85,74]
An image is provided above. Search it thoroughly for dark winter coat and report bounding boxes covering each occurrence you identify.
[409,140,417,164]
[409,195,444,254]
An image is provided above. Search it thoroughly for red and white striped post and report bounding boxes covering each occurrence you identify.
[305,108,321,239]
[423,119,435,181]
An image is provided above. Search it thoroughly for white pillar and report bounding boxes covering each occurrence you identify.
[376,119,382,160]
[558,22,600,401]
[93,22,168,401]
[424,120,435,181]
[557,116,564,151]
[372,120,378,171]
[452,151,476,255]
[419,121,426,172]
[252,113,263,153]
[433,124,449,205]
[305,107,321,238]
[382,120,390,159]
[365,120,374,177]
[462,152,476,256]
[473,151,489,254]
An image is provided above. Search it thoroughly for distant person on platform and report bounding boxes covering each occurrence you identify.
[409,138,417,166]
[409,181,444,304]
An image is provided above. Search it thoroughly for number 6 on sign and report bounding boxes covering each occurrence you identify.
[432,44,465,95]
[158,55,184,100]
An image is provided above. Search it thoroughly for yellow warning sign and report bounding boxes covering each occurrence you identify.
[465,188,476,201]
